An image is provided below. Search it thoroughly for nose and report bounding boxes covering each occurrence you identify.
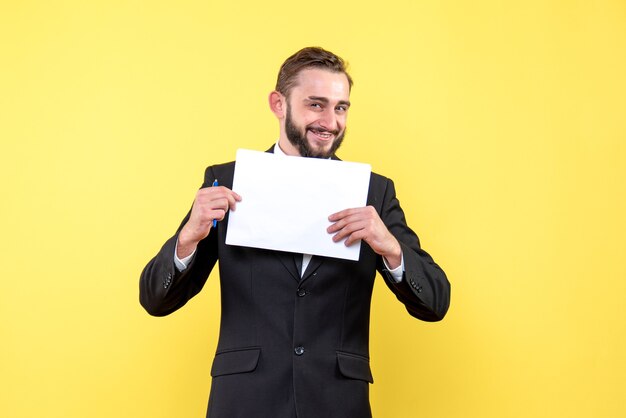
[318,108,338,132]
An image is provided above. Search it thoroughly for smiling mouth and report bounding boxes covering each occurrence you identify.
[308,128,335,141]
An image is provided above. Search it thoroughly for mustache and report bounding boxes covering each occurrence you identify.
[307,125,339,136]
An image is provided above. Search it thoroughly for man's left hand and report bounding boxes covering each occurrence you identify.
[328,206,402,269]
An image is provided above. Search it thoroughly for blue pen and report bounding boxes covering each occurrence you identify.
[212,179,219,228]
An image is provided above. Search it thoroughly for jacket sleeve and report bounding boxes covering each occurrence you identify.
[139,167,219,316]
[376,178,451,321]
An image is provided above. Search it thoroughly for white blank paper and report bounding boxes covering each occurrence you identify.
[225,149,371,261]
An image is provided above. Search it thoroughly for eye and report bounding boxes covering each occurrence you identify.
[336,105,348,113]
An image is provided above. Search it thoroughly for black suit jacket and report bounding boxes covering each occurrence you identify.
[140,147,450,418]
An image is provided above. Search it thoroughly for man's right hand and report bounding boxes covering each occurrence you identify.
[177,186,242,259]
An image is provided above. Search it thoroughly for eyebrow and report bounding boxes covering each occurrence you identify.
[306,96,351,107]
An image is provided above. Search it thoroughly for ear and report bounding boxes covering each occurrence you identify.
[268,90,286,119]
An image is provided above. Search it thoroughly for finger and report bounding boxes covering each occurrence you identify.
[327,213,368,233]
[328,207,360,222]
[210,208,227,222]
[192,198,226,222]
[216,186,241,202]
[212,197,230,209]
[225,191,242,211]
[196,191,235,212]
[213,186,241,199]
[327,221,342,233]
[331,220,368,242]
[206,187,242,211]
[209,194,242,218]
[344,229,368,247]
[198,186,239,200]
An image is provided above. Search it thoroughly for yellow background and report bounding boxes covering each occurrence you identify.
[1,1,625,417]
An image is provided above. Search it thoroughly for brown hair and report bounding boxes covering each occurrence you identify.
[275,47,353,98]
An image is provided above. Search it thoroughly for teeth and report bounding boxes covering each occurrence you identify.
[311,130,331,138]
[308,129,334,140]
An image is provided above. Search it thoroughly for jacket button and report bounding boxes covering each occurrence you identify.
[294,346,305,356]
[297,289,307,297]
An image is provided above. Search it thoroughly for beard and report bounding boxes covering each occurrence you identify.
[285,106,345,159]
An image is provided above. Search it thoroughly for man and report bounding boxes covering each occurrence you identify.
[140,47,450,418]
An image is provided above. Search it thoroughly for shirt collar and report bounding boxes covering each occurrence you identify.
[273,140,288,157]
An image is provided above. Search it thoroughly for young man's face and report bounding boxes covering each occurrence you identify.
[283,68,351,158]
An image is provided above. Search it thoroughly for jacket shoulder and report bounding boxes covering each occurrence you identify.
[202,161,236,187]
[370,171,392,185]
[369,170,395,194]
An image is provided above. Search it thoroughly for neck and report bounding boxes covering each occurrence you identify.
[277,136,301,157]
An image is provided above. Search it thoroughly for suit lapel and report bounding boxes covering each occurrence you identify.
[273,251,302,283]
[301,256,323,283]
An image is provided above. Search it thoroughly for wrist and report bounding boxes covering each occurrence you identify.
[177,226,200,259]
[383,241,402,270]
